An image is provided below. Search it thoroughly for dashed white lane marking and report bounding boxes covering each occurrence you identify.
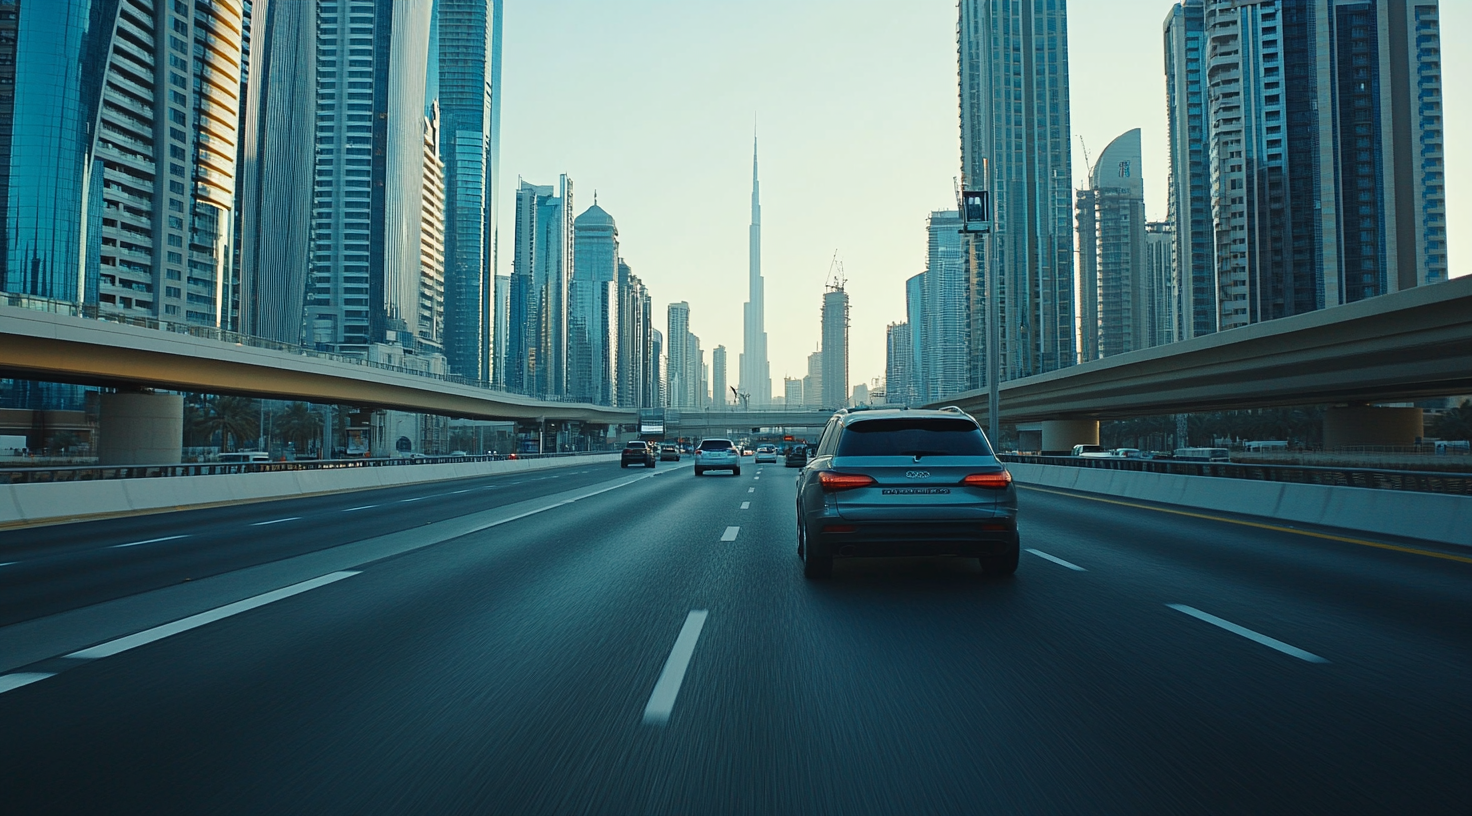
[1166,604,1329,663]
[0,562,15,568]
[1026,549,1086,571]
[342,505,378,512]
[721,526,740,542]
[450,489,472,494]
[400,496,426,502]
[643,610,709,725]
[111,535,189,549]
[740,502,750,510]
[753,476,760,481]
[251,517,300,526]
[747,488,755,493]
[0,673,53,694]
[68,571,361,660]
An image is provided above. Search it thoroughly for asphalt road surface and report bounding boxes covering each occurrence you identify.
[0,458,1468,814]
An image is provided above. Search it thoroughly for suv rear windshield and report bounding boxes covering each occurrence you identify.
[836,418,993,457]
[625,441,647,448]
[698,439,733,450]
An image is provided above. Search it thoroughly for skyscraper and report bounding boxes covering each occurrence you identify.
[307,0,435,357]
[923,210,969,400]
[740,135,771,405]
[1078,129,1148,359]
[418,104,447,355]
[803,350,823,409]
[616,258,653,409]
[959,0,1076,381]
[711,345,728,407]
[885,322,913,406]
[570,201,618,405]
[821,283,848,409]
[651,328,665,407]
[1144,221,1176,349]
[666,301,691,408]
[437,0,502,383]
[510,176,573,397]
[905,273,925,405]
[240,0,317,344]
[784,376,803,407]
[1164,0,1216,340]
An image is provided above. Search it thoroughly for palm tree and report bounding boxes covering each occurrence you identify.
[197,396,260,452]
[273,402,323,455]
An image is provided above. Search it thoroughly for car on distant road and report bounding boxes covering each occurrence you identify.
[1072,444,1105,457]
[659,444,681,462]
[784,445,808,468]
[694,438,741,476]
[755,445,778,464]
[621,440,657,468]
[795,407,1018,579]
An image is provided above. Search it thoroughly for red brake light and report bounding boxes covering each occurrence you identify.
[962,471,1012,489]
[818,471,876,491]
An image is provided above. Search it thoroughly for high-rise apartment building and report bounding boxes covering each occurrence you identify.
[510,176,573,397]
[616,258,653,409]
[666,301,691,408]
[959,0,1076,382]
[1195,0,1446,332]
[803,350,823,409]
[784,376,803,407]
[492,273,509,385]
[1164,0,1216,341]
[820,283,848,409]
[904,273,925,405]
[923,210,969,400]
[740,136,771,405]
[885,322,913,405]
[417,105,447,355]
[1145,221,1176,349]
[711,346,728,407]
[1077,129,1149,359]
[651,328,664,407]
[437,0,502,383]
[306,0,434,357]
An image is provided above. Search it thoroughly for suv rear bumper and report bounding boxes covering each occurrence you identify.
[803,514,1018,559]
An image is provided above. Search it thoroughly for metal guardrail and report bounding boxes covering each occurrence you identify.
[999,455,1472,497]
[0,450,612,486]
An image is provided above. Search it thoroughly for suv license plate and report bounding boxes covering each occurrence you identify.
[881,487,951,495]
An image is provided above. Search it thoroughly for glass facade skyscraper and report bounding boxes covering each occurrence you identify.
[1077,129,1149,359]
[958,0,1076,382]
[511,176,572,398]
[1164,0,1217,341]
[922,209,970,401]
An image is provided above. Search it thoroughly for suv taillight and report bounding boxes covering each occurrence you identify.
[961,471,1012,489]
[818,471,875,491]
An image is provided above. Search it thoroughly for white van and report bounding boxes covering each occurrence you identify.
[1244,440,1288,452]
[1173,447,1230,462]
[218,451,270,463]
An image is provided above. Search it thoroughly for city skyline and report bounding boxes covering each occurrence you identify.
[499,1,1470,394]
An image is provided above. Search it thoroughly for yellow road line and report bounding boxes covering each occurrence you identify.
[1018,484,1472,565]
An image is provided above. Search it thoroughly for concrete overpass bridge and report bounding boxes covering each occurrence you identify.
[662,409,833,438]
[929,274,1472,452]
[0,298,636,462]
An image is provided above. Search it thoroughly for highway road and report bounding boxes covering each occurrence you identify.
[0,458,1468,814]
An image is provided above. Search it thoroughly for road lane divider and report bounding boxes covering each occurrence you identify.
[1166,604,1329,663]
[342,505,378,512]
[400,497,426,503]
[1025,549,1086,571]
[0,571,362,696]
[741,502,750,510]
[111,535,189,549]
[643,610,709,726]
[721,526,740,542]
[250,517,300,526]
[747,488,755,493]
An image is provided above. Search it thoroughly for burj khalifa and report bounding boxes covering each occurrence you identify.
[739,135,771,406]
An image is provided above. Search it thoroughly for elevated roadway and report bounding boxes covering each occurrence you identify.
[934,274,1472,422]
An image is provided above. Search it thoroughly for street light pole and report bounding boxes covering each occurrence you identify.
[960,168,997,445]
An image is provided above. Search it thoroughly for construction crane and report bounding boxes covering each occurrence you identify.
[825,251,846,292]
[1078,135,1093,183]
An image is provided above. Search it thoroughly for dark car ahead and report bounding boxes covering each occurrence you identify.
[659,444,681,462]
[620,440,657,468]
[784,445,808,468]
[794,407,1018,579]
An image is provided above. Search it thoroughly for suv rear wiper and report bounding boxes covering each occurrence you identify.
[902,450,950,460]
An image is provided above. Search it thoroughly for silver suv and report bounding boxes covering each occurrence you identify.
[794,407,1018,579]
[694,437,741,476]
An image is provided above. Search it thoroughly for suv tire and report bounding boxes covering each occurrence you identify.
[981,542,1019,576]
[802,524,832,579]
[695,467,704,476]
[733,467,741,477]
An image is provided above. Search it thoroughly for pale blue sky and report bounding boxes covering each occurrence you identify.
[498,1,1469,399]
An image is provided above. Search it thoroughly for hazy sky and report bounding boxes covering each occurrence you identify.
[498,1,1469,400]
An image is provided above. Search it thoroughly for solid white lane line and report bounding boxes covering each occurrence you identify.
[68,571,361,660]
[0,673,54,695]
[251,517,300,526]
[740,502,750,510]
[721,526,740,542]
[1026,549,1086,571]
[747,487,755,493]
[1166,604,1329,663]
[342,505,378,512]
[110,535,190,549]
[643,610,709,725]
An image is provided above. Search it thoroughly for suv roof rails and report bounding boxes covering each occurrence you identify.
[937,405,966,414]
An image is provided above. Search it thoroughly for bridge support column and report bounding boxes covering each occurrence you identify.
[1323,406,1423,449]
[1040,419,1099,456]
[97,391,183,465]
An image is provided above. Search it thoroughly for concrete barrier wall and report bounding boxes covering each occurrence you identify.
[1007,463,1472,548]
[1,455,619,528]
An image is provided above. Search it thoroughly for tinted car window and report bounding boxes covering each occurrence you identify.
[698,439,733,450]
[835,418,993,457]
